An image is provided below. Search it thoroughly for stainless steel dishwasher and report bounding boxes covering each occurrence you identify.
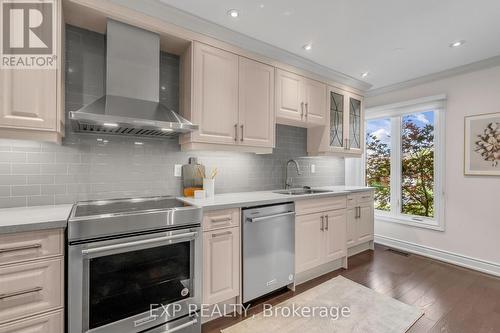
[242,202,295,303]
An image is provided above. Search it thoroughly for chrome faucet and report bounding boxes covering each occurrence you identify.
[285,159,301,189]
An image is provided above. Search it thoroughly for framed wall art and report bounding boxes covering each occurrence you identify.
[464,112,500,176]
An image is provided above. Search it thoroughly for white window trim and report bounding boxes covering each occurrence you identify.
[364,95,446,231]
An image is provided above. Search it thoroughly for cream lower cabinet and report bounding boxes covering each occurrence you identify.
[346,191,374,248]
[295,212,324,273]
[202,208,240,306]
[295,196,347,274]
[0,0,64,143]
[0,229,64,331]
[181,42,274,153]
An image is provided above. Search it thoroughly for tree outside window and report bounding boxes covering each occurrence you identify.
[366,111,436,219]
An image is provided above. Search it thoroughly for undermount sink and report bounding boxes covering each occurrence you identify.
[273,188,334,196]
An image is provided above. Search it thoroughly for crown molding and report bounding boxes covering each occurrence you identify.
[366,55,500,97]
[109,0,372,92]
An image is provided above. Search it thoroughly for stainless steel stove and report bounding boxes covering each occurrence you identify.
[67,196,202,333]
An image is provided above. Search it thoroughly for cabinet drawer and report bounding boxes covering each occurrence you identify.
[203,209,240,231]
[357,191,374,204]
[0,310,63,333]
[346,195,356,208]
[295,196,346,216]
[0,229,63,267]
[0,259,63,324]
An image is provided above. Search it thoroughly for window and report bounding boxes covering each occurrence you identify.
[365,96,445,230]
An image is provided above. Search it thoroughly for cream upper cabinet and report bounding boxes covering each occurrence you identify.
[181,43,274,153]
[324,209,347,262]
[0,70,57,131]
[238,57,274,147]
[0,0,64,143]
[303,77,326,126]
[276,69,326,128]
[191,42,239,144]
[275,69,304,123]
[307,86,364,157]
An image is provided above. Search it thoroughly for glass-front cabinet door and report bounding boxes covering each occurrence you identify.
[347,95,363,154]
[328,87,347,152]
[309,86,364,156]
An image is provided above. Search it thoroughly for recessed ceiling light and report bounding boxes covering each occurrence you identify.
[227,9,239,18]
[361,72,369,79]
[103,122,118,128]
[134,142,144,145]
[161,128,173,132]
[449,40,465,48]
[303,43,312,51]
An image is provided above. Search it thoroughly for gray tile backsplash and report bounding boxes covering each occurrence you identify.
[0,25,345,208]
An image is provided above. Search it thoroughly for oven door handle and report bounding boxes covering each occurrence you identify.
[158,317,198,333]
[81,232,198,256]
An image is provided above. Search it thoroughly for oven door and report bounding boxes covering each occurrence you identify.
[68,227,201,333]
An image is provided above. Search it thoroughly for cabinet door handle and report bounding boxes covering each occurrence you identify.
[240,125,244,142]
[212,231,232,238]
[234,124,238,142]
[325,215,329,230]
[300,102,304,118]
[0,244,41,254]
[305,102,308,118]
[0,286,43,300]
[320,215,324,231]
[210,216,232,223]
[356,207,361,218]
[361,195,371,199]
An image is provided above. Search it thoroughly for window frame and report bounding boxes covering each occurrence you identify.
[364,95,446,231]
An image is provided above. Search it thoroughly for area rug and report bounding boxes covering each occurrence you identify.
[222,276,423,333]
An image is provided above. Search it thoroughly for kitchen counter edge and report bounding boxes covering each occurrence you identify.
[0,204,73,234]
[178,186,374,211]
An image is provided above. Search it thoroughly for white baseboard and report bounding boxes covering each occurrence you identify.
[375,234,500,278]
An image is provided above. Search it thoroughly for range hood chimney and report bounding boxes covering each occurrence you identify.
[69,19,197,137]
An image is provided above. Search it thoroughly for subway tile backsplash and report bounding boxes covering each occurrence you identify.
[0,25,345,208]
[0,125,345,208]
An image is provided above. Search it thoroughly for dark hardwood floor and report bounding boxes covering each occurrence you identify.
[202,244,500,333]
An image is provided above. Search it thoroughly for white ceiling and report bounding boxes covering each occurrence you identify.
[158,0,500,89]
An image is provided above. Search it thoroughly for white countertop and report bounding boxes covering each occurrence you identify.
[178,186,373,211]
[0,204,73,234]
[0,186,372,234]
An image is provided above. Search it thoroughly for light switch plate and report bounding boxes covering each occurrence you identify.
[174,164,182,177]
[311,164,316,173]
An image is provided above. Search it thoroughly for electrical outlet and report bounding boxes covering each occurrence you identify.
[310,164,316,173]
[174,164,182,177]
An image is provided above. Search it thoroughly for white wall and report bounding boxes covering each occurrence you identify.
[365,65,500,266]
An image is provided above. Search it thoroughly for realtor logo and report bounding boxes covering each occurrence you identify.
[1,0,56,68]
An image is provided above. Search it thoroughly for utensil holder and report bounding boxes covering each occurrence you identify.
[203,178,215,198]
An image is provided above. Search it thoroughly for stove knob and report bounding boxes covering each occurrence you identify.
[181,288,189,297]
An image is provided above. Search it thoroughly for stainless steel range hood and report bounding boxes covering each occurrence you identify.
[69,19,197,137]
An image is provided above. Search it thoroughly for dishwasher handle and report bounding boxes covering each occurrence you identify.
[247,211,295,223]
